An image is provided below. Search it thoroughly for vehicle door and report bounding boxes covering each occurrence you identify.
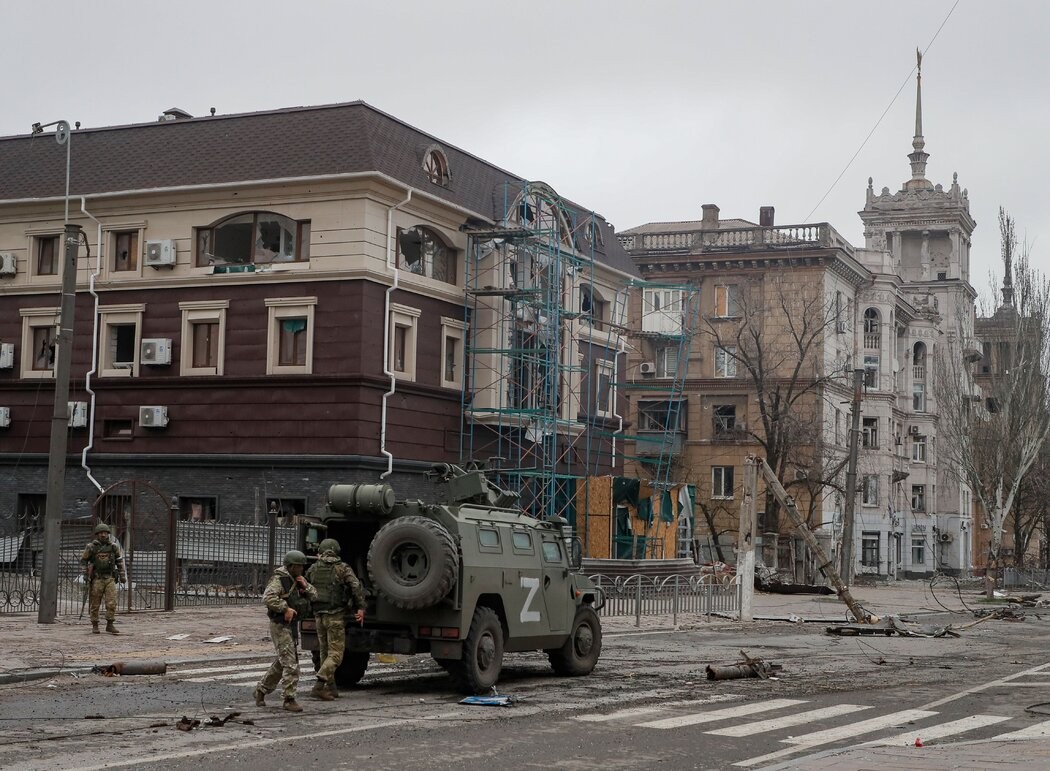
[539,533,569,633]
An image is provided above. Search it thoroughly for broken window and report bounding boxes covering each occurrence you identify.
[422,148,451,186]
[861,475,879,506]
[397,226,456,285]
[713,404,736,436]
[278,317,308,367]
[911,485,926,512]
[714,284,741,317]
[179,496,218,522]
[112,230,139,272]
[32,325,56,371]
[196,212,309,267]
[638,400,685,432]
[715,345,737,378]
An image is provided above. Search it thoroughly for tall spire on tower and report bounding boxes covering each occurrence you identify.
[906,48,932,189]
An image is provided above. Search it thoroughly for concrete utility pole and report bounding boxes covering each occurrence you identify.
[737,459,758,621]
[37,222,82,623]
[35,118,77,624]
[840,368,865,586]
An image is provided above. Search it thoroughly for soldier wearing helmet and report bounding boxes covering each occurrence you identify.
[305,537,366,700]
[253,549,318,712]
[80,523,127,635]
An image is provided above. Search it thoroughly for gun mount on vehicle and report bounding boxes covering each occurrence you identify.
[299,463,603,694]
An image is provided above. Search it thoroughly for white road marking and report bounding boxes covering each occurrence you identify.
[996,682,1050,687]
[990,719,1050,740]
[921,661,1050,709]
[184,670,271,683]
[734,709,936,768]
[637,699,806,729]
[707,704,872,737]
[573,700,717,723]
[868,713,1010,746]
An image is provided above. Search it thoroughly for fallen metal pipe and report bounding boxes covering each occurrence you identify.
[93,661,168,676]
[707,664,761,681]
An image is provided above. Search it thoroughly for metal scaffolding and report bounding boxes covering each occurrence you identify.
[461,182,627,521]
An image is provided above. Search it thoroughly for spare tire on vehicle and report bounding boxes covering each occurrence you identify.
[367,516,458,609]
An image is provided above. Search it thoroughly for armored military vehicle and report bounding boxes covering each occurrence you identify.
[299,463,603,694]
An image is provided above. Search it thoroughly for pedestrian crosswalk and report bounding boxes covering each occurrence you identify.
[169,656,412,687]
[570,694,1050,767]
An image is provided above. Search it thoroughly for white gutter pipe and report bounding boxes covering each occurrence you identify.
[78,197,103,492]
[380,188,413,479]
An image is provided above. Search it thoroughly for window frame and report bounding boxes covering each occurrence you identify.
[178,495,219,522]
[861,474,879,506]
[638,399,685,432]
[912,436,927,462]
[863,354,880,389]
[265,297,317,375]
[195,212,310,268]
[656,345,679,379]
[713,404,737,436]
[34,234,60,276]
[388,303,421,381]
[862,417,879,449]
[19,307,60,379]
[715,345,738,378]
[109,226,144,274]
[911,536,925,565]
[440,317,466,390]
[422,147,452,187]
[712,465,735,499]
[396,226,457,286]
[714,284,741,318]
[593,357,615,417]
[98,304,146,378]
[180,300,229,376]
[911,484,926,512]
[861,531,881,567]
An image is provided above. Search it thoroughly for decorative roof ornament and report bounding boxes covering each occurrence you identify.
[906,48,933,190]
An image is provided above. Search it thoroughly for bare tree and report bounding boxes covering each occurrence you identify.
[934,210,1050,591]
[702,271,849,536]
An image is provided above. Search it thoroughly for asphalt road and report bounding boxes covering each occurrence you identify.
[2,611,1049,770]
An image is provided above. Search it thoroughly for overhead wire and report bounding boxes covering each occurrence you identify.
[803,0,961,223]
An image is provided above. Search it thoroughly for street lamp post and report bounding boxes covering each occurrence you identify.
[35,120,83,624]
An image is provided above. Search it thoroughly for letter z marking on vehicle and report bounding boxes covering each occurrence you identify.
[519,576,541,622]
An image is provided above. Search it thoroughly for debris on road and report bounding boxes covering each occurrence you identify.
[165,633,191,640]
[92,661,168,676]
[203,636,233,644]
[175,717,200,732]
[825,617,960,638]
[460,695,514,707]
[707,650,782,681]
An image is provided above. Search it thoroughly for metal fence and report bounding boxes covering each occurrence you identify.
[588,573,739,625]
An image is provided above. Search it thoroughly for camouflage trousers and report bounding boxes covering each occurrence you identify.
[257,621,300,699]
[315,611,346,684]
[88,576,117,623]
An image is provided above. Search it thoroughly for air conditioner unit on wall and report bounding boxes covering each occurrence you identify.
[0,253,16,277]
[939,532,954,544]
[68,401,88,428]
[909,425,921,436]
[140,338,172,365]
[0,407,10,428]
[139,405,169,428]
[640,361,656,375]
[0,343,13,369]
[144,239,176,268]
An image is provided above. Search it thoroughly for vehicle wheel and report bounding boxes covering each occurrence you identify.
[367,516,459,610]
[548,606,602,676]
[445,606,504,694]
[311,649,321,673]
[333,652,370,688]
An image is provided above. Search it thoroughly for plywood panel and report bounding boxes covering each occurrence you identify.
[577,476,612,559]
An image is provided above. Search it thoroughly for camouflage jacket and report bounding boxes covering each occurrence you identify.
[262,566,318,618]
[81,539,126,579]
[307,555,366,614]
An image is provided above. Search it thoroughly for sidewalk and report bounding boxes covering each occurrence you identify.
[0,580,985,683]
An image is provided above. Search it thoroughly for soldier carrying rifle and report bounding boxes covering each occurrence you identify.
[80,523,127,635]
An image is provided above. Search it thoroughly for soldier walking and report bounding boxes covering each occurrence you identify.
[306,538,366,700]
[81,523,127,635]
[254,550,318,712]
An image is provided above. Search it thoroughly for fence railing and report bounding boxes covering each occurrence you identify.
[588,573,739,626]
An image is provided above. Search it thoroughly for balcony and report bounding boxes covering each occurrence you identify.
[962,337,983,362]
[617,222,853,256]
[634,432,685,458]
[863,333,882,350]
[912,364,926,381]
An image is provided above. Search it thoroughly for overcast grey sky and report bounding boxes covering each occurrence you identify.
[4,0,1046,298]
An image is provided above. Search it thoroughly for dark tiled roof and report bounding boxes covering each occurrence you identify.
[620,217,758,234]
[0,102,638,276]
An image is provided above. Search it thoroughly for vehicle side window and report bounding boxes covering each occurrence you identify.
[542,540,561,563]
[512,531,533,551]
[478,527,501,552]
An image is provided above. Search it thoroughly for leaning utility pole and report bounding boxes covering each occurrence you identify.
[737,460,758,621]
[839,368,864,586]
[37,222,83,624]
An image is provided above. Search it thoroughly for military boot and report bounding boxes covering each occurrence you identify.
[105,620,120,635]
[282,698,303,712]
[91,622,99,634]
[253,688,266,707]
[310,680,335,701]
[328,681,341,699]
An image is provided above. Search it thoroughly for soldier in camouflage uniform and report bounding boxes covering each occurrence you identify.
[253,550,318,712]
[81,523,127,635]
[306,538,366,700]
